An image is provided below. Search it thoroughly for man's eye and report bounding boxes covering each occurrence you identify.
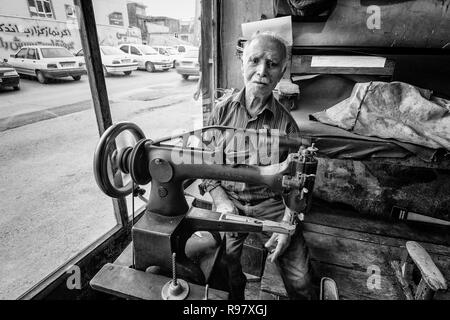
[251,57,259,64]
[267,61,278,68]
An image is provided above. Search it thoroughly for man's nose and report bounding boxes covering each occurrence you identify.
[256,61,268,76]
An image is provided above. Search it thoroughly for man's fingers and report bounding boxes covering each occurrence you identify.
[264,234,277,249]
[270,245,282,262]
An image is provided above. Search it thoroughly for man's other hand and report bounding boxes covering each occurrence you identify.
[265,232,291,262]
[215,200,238,215]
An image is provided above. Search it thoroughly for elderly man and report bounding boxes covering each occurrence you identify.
[199,32,315,300]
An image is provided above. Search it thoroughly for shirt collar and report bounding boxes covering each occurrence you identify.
[233,87,277,117]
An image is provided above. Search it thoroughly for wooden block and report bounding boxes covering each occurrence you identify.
[90,263,228,300]
[305,227,450,287]
[406,241,448,292]
[114,243,133,267]
[312,261,403,300]
[320,277,339,300]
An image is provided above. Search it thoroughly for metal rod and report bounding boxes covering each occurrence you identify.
[172,252,177,286]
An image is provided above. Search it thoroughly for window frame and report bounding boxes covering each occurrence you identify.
[18,0,216,300]
[26,48,37,60]
[16,48,28,58]
[130,46,141,55]
[18,0,136,300]
[28,0,55,19]
[119,45,129,54]
[65,4,77,19]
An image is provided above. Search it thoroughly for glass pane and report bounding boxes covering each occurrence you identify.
[36,1,44,13]
[28,0,37,13]
[90,0,201,215]
[0,3,117,299]
[43,1,51,14]
[26,48,36,59]
[40,47,74,58]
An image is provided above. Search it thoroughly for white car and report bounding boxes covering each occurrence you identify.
[175,49,200,80]
[8,46,86,84]
[152,46,182,68]
[118,44,172,72]
[75,46,138,76]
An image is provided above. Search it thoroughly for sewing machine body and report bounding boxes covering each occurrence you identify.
[89,123,318,299]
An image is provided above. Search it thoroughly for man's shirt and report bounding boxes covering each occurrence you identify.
[199,87,300,204]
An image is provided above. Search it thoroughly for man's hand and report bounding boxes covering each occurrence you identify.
[215,200,238,215]
[265,232,291,263]
[210,186,237,215]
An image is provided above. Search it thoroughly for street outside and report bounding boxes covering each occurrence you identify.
[0,69,202,299]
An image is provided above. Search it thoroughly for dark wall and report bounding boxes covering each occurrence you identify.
[219,0,450,95]
[291,0,450,48]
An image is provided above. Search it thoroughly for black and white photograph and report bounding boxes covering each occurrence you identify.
[0,0,449,312]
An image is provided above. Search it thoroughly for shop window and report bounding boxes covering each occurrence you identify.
[1,0,200,300]
[28,0,54,19]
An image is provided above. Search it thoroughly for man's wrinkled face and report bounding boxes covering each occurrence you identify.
[242,37,286,99]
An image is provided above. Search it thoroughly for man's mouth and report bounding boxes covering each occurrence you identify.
[253,79,269,85]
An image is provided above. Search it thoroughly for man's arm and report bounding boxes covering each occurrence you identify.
[264,113,301,261]
[198,101,237,214]
[265,206,294,262]
[209,185,238,215]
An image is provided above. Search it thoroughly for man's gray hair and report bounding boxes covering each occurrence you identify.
[242,31,289,67]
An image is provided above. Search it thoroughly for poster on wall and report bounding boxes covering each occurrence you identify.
[0,16,81,59]
[96,25,142,47]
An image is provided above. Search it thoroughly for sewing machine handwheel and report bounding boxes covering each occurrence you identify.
[94,122,146,198]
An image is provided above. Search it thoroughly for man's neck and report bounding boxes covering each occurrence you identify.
[245,90,271,118]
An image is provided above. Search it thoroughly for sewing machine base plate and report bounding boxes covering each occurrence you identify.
[90,263,229,300]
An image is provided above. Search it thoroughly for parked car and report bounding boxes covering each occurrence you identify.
[75,46,138,76]
[8,46,86,84]
[152,46,182,68]
[175,49,200,80]
[174,44,198,54]
[0,60,20,90]
[118,44,172,72]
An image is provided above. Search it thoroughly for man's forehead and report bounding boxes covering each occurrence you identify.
[245,37,284,59]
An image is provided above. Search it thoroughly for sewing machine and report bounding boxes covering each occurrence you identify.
[90,122,318,300]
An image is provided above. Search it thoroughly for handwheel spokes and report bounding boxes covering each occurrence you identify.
[93,122,146,198]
